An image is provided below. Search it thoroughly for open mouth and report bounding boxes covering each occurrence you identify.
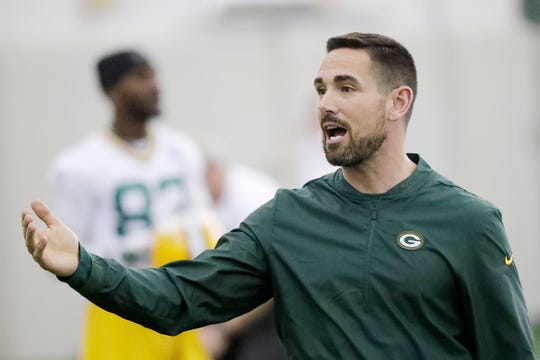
[323,124,348,143]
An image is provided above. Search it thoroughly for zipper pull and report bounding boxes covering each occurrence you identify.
[371,209,377,220]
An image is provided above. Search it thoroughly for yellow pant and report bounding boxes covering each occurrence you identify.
[81,303,211,360]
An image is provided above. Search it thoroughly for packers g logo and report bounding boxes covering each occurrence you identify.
[397,231,425,250]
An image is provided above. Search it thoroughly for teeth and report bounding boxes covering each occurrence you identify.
[324,124,345,141]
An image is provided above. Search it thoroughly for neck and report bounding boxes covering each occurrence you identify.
[112,113,148,141]
[342,149,416,194]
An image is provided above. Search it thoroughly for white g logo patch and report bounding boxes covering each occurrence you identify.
[397,231,424,250]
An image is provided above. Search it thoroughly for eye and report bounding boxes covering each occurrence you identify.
[341,86,355,93]
[315,86,326,96]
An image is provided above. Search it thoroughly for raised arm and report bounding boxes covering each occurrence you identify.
[22,199,79,277]
[21,199,273,336]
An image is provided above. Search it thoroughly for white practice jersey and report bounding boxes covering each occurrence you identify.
[47,125,212,266]
[216,164,280,231]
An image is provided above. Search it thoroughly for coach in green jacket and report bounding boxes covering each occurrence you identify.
[22,32,536,359]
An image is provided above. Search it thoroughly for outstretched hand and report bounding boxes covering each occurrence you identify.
[21,199,79,277]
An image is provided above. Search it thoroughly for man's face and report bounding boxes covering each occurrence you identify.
[113,64,160,120]
[314,48,388,167]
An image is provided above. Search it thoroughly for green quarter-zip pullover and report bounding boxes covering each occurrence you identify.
[64,154,536,359]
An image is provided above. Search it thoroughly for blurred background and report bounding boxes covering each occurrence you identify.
[1,0,540,358]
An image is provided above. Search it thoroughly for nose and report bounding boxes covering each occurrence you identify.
[148,77,160,97]
[317,92,338,115]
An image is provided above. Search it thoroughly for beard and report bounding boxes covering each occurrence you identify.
[323,117,387,167]
[124,94,160,121]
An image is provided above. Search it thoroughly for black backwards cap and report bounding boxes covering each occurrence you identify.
[97,50,149,91]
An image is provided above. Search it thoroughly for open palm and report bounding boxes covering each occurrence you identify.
[22,199,79,277]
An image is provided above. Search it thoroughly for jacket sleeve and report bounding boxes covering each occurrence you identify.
[62,202,275,335]
[459,207,536,359]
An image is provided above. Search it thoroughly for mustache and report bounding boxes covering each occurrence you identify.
[321,114,348,128]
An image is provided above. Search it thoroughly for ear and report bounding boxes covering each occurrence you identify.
[386,86,414,121]
[106,87,119,103]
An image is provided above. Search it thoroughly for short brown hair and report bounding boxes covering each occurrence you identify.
[327,32,417,121]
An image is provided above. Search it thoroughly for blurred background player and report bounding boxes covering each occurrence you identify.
[205,159,287,360]
[288,101,337,187]
[46,50,213,360]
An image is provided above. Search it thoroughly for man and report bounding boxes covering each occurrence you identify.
[45,50,213,359]
[23,33,537,359]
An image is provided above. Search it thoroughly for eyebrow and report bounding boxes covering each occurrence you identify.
[313,74,360,86]
[334,74,359,84]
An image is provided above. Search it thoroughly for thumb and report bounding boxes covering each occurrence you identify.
[30,199,60,227]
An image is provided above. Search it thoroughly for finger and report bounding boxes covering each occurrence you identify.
[22,213,32,239]
[32,233,48,262]
[30,199,60,227]
[25,223,37,253]
[22,212,34,231]
[21,208,31,227]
